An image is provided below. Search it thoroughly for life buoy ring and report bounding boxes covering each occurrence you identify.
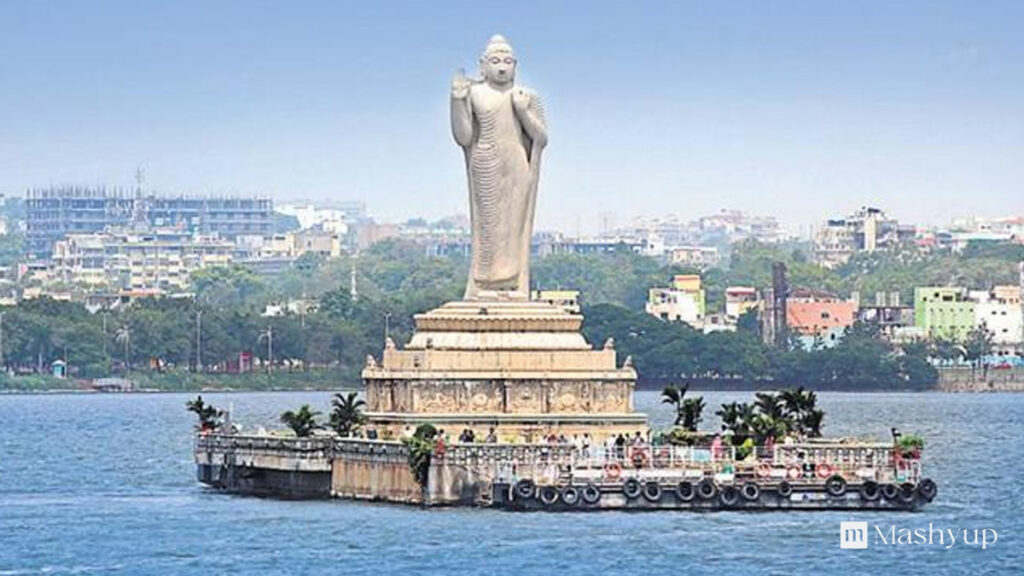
[860,480,880,501]
[825,475,847,497]
[676,480,695,502]
[786,465,802,481]
[603,462,622,481]
[756,463,773,479]
[697,478,718,500]
[581,483,602,505]
[777,480,793,499]
[623,477,643,500]
[561,485,581,506]
[816,464,834,480]
[719,485,740,507]
[513,479,535,500]
[741,481,761,502]
[918,478,938,502]
[642,481,662,503]
[539,485,560,506]
[629,446,650,468]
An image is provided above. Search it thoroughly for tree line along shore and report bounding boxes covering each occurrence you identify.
[1,238,1021,393]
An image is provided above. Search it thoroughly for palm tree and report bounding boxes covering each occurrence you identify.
[661,384,688,426]
[329,391,366,437]
[185,395,222,431]
[717,401,757,442]
[754,391,786,420]
[751,391,790,441]
[779,387,806,418]
[680,397,705,432]
[280,404,322,437]
[779,387,823,437]
[115,324,131,371]
[801,409,825,438]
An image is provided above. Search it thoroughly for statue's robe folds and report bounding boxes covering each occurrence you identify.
[455,84,546,300]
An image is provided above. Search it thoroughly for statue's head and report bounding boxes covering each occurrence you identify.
[479,34,516,85]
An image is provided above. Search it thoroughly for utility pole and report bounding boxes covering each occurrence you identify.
[384,312,392,343]
[349,256,359,301]
[259,326,274,374]
[0,312,5,372]
[195,310,202,373]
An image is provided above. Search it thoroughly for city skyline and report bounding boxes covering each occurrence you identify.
[1,1,1022,234]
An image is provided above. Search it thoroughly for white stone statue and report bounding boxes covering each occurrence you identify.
[451,35,548,301]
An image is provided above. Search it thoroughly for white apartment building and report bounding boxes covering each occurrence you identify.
[52,228,234,291]
[971,285,1023,355]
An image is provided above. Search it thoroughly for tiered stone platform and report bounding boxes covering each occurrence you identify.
[362,300,648,441]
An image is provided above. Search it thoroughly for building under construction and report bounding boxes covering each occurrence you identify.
[25,187,273,259]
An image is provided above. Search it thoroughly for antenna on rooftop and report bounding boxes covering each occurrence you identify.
[134,166,145,196]
[132,166,149,228]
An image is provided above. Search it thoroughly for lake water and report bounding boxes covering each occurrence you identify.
[1,391,1021,575]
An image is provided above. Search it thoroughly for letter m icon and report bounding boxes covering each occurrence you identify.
[840,522,869,549]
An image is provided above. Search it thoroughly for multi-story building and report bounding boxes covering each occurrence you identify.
[697,210,785,244]
[670,246,720,269]
[786,297,858,349]
[971,285,1023,355]
[724,286,759,320]
[26,187,272,259]
[51,227,234,291]
[292,228,342,259]
[914,287,976,341]
[856,291,914,341]
[645,274,706,326]
[813,207,915,268]
[276,202,366,231]
[533,234,649,258]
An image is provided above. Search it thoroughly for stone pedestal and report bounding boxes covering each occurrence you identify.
[363,300,648,442]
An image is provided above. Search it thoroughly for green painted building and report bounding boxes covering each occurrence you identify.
[914,287,976,341]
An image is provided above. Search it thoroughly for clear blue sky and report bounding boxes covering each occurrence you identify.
[1,1,1021,234]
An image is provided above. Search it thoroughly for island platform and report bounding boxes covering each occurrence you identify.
[195,433,936,511]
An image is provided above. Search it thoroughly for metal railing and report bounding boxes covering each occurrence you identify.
[195,433,921,485]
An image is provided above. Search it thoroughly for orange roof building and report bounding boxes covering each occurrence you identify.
[786,300,857,346]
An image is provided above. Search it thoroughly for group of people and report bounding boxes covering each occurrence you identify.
[402,426,501,445]
[603,431,651,461]
[542,432,594,457]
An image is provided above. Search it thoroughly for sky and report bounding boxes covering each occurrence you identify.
[1,1,1022,235]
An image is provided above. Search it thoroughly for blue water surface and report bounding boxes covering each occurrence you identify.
[1,391,1020,575]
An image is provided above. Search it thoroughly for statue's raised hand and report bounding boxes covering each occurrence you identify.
[451,69,471,99]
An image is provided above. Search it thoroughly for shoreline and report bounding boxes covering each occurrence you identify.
[3,385,1021,396]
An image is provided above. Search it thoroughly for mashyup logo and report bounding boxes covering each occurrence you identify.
[840,522,998,550]
[840,522,869,549]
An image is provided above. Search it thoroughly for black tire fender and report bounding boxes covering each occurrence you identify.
[741,481,761,502]
[697,478,718,500]
[860,480,881,501]
[777,480,793,499]
[514,479,535,501]
[675,480,695,502]
[623,477,642,500]
[642,481,662,503]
